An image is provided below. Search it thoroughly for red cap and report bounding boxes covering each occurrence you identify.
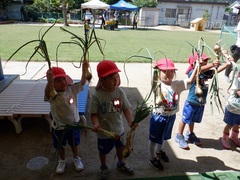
[185,53,211,74]
[47,67,67,79]
[97,60,121,78]
[46,67,73,85]
[156,58,177,70]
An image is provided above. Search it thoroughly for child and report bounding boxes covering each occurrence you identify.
[148,58,197,171]
[221,69,240,149]
[90,60,134,179]
[225,20,240,81]
[44,61,88,174]
[175,53,232,150]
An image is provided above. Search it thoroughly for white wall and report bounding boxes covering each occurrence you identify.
[157,2,226,28]
[139,8,159,27]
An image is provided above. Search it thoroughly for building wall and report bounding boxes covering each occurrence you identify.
[157,2,227,29]
[6,4,22,20]
[139,8,159,27]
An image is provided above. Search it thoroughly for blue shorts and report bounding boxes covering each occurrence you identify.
[182,101,205,124]
[223,108,240,126]
[51,127,80,149]
[149,112,176,144]
[98,137,124,154]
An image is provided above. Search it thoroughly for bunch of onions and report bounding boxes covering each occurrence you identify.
[122,101,152,159]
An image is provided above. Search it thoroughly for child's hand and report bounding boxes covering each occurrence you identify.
[152,60,158,69]
[46,70,54,82]
[212,59,220,68]
[226,56,234,65]
[130,122,138,130]
[92,124,101,132]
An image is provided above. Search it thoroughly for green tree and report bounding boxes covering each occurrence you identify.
[203,9,210,21]
[132,0,157,8]
[0,0,15,9]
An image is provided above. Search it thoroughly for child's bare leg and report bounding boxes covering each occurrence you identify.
[188,122,194,133]
[71,146,78,159]
[178,120,186,135]
[221,124,232,149]
[99,152,107,166]
[223,124,232,134]
[232,124,239,132]
[116,146,124,163]
[59,147,65,160]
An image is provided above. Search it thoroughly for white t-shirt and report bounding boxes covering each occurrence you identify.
[85,10,92,21]
[153,79,188,116]
[236,21,240,47]
[226,78,240,115]
[47,82,84,130]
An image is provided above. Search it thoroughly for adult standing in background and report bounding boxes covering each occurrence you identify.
[85,9,92,22]
[114,10,119,29]
[100,9,107,29]
[132,11,138,30]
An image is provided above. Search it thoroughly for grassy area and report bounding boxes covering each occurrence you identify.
[0,23,225,63]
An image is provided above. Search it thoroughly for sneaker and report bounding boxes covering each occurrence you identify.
[175,134,189,149]
[149,158,164,171]
[56,159,67,174]
[99,165,109,180]
[185,131,202,146]
[156,150,169,162]
[117,162,134,175]
[221,138,231,149]
[73,156,84,171]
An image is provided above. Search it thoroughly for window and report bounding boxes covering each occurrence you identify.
[165,8,176,18]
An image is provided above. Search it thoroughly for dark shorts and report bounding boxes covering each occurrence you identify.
[182,101,205,124]
[223,108,240,126]
[149,112,176,144]
[98,137,124,154]
[51,127,80,149]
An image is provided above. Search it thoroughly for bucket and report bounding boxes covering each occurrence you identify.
[0,59,4,81]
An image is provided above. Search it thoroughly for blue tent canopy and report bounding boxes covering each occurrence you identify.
[110,0,138,11]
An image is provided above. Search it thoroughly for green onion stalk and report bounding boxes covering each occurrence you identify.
[55,122,120,140]
[7,22,57,98]
[122,49,169,159]
[57,22,106,82]
[209,42,234,114]
[187,37,225,111]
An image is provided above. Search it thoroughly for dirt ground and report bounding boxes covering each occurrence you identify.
[1,61,240,180]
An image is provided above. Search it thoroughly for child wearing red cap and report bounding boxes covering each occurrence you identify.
[175,53,232,150]
[148,58,197,171]
[44,61,88,174]
[90,60,134,179]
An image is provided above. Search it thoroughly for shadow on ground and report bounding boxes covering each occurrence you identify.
[0,86,239,180]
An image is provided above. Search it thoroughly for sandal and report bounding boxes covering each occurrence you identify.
[117,162,134,175]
